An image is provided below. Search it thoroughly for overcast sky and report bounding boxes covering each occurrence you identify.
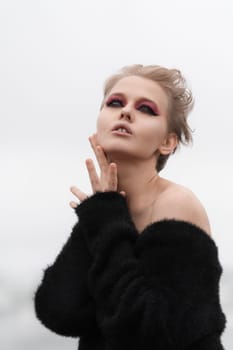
[0,0,232,349]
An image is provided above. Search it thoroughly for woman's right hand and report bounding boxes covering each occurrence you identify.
[69,133,126,209]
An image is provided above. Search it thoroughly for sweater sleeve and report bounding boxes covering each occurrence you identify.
[76,191,227,348]
[34,221,97,337]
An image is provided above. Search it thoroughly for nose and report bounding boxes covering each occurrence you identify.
[120,105,133,121]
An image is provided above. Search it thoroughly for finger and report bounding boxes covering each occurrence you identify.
[88,134,100,160]
[89,135,109,170]
[96,145,109,170]
[91,133,99,149]
[85,158,101,192]
[93,133,110,163]
[69,201,78,209]
[70,186,88,202]
[120,191,126,197]
[107,163,118,191]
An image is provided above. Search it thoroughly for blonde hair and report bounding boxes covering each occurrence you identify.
[101,64,194,172]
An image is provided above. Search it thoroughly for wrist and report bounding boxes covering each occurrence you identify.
[75,191,133,230]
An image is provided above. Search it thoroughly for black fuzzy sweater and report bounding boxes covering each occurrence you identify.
[34,191,226,349]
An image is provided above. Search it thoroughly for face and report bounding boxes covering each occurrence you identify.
[96,75,172,163]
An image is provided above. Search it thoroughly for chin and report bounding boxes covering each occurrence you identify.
[96,133,136,158]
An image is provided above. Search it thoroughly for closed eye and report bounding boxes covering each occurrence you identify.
[105,96,159,116]
[106,98,124,107]
[138,104,159,116]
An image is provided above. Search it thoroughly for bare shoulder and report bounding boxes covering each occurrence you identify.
[153,182,212,236]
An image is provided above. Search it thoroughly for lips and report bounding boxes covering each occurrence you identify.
[111,122,132,135]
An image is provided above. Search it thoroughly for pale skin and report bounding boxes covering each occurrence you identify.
[69,134,126,203]
[69,76,211,236]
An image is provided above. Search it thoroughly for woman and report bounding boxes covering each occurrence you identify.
[34,64,226,349]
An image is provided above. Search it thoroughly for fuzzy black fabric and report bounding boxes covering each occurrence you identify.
[34,191,226,350]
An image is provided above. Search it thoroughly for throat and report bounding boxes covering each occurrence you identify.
[131,202,156,234]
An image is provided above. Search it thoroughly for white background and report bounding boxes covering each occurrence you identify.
[0,0,232,349]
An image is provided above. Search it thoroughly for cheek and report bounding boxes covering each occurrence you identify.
[140,121,167,150]
[142,123,163,140]
[96,115,101,132]
[96,113,108,143]
[96,112,105,132]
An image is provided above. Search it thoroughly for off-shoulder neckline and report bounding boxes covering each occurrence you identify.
[136,218,214,242]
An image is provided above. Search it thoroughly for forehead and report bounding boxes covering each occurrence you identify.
[108,75,169,113]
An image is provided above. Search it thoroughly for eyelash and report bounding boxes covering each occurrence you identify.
[106,98,159,116]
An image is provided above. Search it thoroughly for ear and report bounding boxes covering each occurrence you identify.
[158,132,178,155]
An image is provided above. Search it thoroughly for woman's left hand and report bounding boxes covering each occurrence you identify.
[69,133,126,209]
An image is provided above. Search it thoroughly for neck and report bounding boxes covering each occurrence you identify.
[108,155,161,216]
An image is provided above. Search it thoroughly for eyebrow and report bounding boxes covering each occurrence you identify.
[105,92,161,114]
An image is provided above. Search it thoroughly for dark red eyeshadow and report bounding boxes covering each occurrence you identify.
[106,95,126,105]
[136,100,160,115]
